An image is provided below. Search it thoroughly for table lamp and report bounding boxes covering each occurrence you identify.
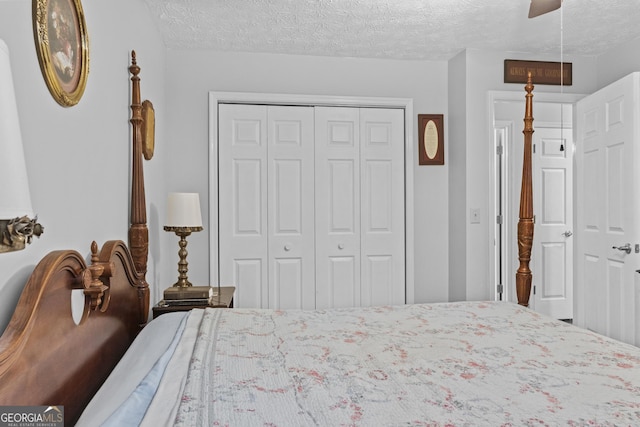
[164,192,203,287]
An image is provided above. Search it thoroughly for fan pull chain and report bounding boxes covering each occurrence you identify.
[559,4,565,152]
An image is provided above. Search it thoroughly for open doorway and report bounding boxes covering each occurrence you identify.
[489,91,583,319]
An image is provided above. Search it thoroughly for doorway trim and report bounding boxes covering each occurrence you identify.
[209,92,415,303]
[487,90,585,304]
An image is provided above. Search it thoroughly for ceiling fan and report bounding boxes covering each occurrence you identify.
[528,0,562,18]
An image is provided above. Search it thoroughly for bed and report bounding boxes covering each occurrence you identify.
[84,300,640,426]
[1,58,639,425]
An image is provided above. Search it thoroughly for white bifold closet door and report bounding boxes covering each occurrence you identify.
[315,107,405,308]
[219,103,405,309]
[218,105,315,309]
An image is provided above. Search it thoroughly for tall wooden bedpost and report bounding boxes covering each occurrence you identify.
[128,51,149,277]
[517,72,535,307]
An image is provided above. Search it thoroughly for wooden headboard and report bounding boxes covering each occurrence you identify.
[0,52,151,426]
[0,241,148,425]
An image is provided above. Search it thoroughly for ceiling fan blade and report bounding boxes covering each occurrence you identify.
[528,0,562,18]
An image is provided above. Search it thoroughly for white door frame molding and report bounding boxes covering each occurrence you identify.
[209,92,415,303]
[487,90,584,303]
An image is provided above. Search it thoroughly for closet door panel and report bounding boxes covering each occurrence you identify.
[360,108,405,306]
[329,160,357,231]
[329,256,358,307]
[232,259,263,308]
[219,104,268,308]
[267,106,315,309]
[365,255,393,306]
[315,107,361,308]
[219,103,406,310]
[234,160,262,233]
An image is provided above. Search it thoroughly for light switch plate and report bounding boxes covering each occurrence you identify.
[471,208,480,224]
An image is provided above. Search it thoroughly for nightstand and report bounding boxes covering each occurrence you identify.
[152,286,235,319]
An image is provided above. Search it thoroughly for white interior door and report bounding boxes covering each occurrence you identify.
[531,126,574,319]
[315,107,361,308]
[220,103,405,310]
[315,107,405,308]
[494,100,574,316]
[267,106,315,309]
[360,108,405,306]
[219,105,315,309]
[218,104,268,308]
[576,72,640,345]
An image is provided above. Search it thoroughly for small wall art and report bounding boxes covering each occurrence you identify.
[418,114,444,165]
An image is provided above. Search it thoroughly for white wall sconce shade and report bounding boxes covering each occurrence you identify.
[0,39,33,219]
[0,39,43,253]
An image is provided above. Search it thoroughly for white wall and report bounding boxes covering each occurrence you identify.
[0,0,166,331]
[596,36,640,89]
[447,51,468,301]
[163,50,451,304]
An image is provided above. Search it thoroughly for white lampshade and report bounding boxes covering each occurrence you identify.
[165,193,203,228]
[0,39,34,219]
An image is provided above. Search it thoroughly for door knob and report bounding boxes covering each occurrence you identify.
[338,243,344,250]
[562,230,573,237]
[284,245,291,251]
[612,243,632,254]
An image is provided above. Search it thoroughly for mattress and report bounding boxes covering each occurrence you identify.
[80,302,640,426]
[75,311,189,427]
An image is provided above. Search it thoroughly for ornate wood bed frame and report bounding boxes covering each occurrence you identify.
[0,61,536,425]
[0,52,151,426]
[517,73,535,308]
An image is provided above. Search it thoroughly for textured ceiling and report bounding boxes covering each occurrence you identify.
[142,0,640,61]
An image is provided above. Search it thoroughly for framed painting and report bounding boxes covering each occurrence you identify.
[418,114,444,165]
[32,0,89,107]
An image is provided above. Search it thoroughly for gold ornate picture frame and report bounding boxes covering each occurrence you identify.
[141,100,155,160]
[32,0,89,107]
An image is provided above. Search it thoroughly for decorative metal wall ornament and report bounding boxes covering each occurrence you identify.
[32,0,89,107]
[0,216,44,253]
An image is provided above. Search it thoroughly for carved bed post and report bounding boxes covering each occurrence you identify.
[516,72,535,307]
[128,51,149,277]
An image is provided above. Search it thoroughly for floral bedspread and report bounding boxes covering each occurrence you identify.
[173,302,640,426]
